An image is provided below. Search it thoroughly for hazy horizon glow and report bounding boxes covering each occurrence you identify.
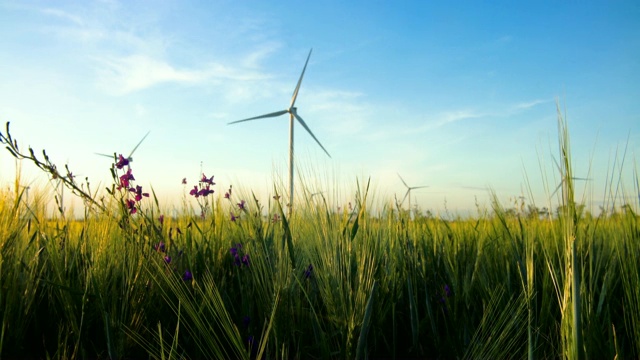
[1,1,639,217]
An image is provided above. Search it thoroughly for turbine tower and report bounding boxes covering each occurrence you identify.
[398,173,429,218]
[228,49,331,215]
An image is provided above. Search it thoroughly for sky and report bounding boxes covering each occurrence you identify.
[1,0,639,217]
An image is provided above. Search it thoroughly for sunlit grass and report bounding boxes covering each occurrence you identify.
[0,113,639,359]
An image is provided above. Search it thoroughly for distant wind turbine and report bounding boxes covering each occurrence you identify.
[227,49,331,214]
[398,173,429,217]
[550,156,591,198]
[96,130,151,167]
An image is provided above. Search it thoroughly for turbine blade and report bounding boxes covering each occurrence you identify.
[397,173,409,188]
[95,152,115,159]
[290,49,312,108]
[401,189,410,205]
[228,110,289,125]
[551,182,562,197]
[129,130,151,158]
[411,185,429,190]
[293,112,331,158]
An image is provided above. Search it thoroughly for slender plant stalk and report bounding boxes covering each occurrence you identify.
[556,100,582,359]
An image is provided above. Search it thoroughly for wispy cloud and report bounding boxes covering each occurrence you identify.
[419,98,552,132]
[510,99,552,112]
[241,42,283,69]
[436,109,486,125]
[30,5,113,44]
[307,90,370,136]
[350,97,552,144]
[39,7,85,26]
[94,54,270,95]
[94,55,206,94]
[417,109,487,132]
[25,4,279,96]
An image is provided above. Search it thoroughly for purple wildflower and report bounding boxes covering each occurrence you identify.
[183,270,193,281]
[189,186,199,197]
[200,173,215,185]
[304,264,313,279]
[164,256,171,264]
[230,244,240,257]
[230,212,237,222]
[115,154,130,169]
[439,284,452,305]
[119,168,135,189]
[198,185,214,197]
[237,200,246,211]
[126,199,137,214]
[130,184,149,202]
[181,177,187,185]
[230,243,249,267]
[225,185,232,199]
[159,215,164,225]
[154,241,166,253]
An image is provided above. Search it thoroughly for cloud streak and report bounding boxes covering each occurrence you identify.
[511,99,553,112]
[427,109,487,128]
[347,97,552,144]
[419,98,552,132]
[39,7,85,26]
[26,4,279,96]
[93,54,272,95]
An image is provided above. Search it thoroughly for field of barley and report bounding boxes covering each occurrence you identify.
[1,115,639,359]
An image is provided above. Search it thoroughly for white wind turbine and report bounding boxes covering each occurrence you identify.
[228,49,331,215]
[550,155,591,198]
[96,131,151,167]
[398,173,429,218]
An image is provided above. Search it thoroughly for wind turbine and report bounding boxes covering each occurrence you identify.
[550,156,591,198]
[398,173,429,218]
[96,130,151,168]
[228,49,331,215]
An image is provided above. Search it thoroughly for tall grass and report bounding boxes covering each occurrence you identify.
[0,115,639,358]
[556,102,582,359]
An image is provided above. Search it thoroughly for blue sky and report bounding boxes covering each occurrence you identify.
[1,0,639,216]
